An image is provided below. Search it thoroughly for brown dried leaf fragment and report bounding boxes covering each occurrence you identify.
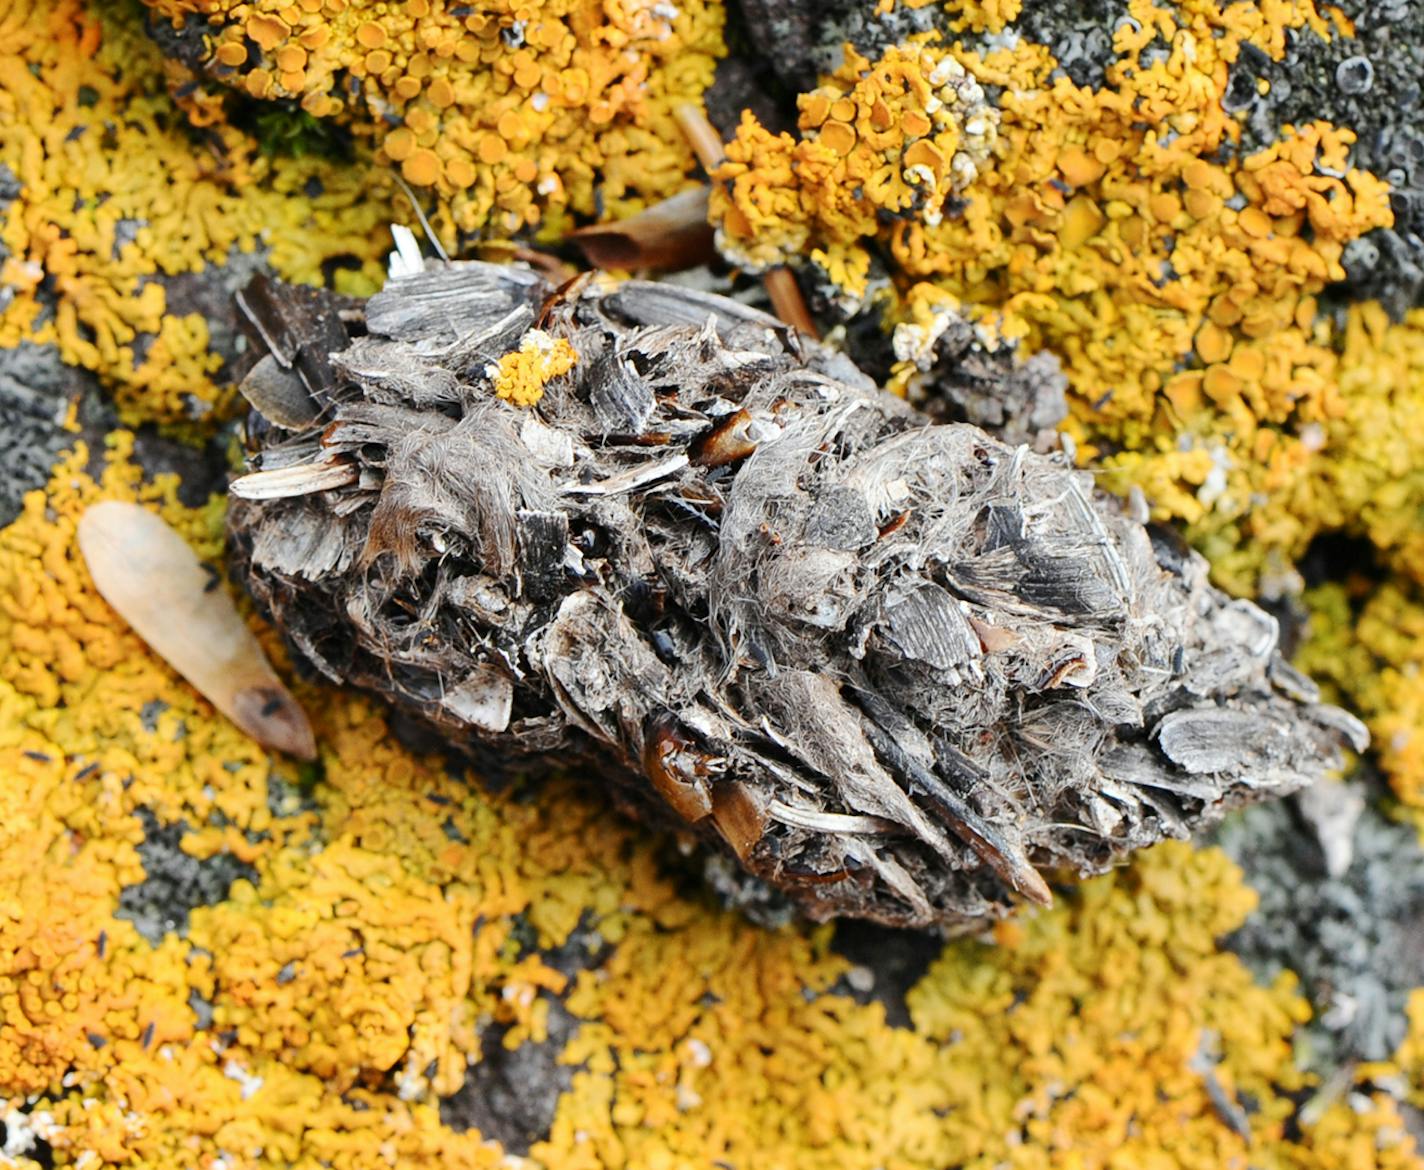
[80,501,315,759]
[227,265,1366,930]
[569,187,716,273]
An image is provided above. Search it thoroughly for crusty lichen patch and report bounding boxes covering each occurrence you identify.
[1,446,1419,1169]
[140,0,725,242]
[1298,576,1424,821]
[0,0,396,430]
[715,43,998,288]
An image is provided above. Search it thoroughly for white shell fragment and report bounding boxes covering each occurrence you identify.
[78,501,316,759]
[229,459,359,500]
[440,666,514,733]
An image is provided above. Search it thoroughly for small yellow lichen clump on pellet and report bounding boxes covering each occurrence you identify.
[1,444,1419,1170]
[490,331,578,406]
[141,0,725,241]
[0,1,396,429]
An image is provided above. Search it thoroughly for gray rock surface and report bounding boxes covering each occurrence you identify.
[0,342,99,526]
[1214,780,1424,1069]
[116,807,260,943]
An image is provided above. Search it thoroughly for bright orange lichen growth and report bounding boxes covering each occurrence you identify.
[716,44,997,293]
[141,0,725,242]
[712,0,1409,596]
[0,0,396,429]
[2,444,1420,1169]
[945,0,1023,34]
[489,330,578,407]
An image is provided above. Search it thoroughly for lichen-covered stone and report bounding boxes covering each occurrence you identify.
[0,342,101,527]
[1224,0,1424,315]
[1,0,1424,1163]
[0,1,396,431]
[140,0,726,241]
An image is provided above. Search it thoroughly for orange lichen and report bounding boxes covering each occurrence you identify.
[895,45,1390,456]
[946,0,1023,34]
[141,0,726,242]
[489,330,578,407]
[715,44,997,292]
[1101,302,1424,597]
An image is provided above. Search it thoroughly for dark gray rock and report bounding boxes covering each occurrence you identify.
[1012,0,1133,89]
[116,808,260,943]
[0,342,106,527]
[440,995,580,1155]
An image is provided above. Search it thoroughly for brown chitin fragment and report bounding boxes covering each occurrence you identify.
[226,264,1367,931]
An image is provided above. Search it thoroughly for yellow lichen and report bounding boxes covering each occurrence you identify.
[0,0,396,430]
[1,445,1420,1168]
[1112,302,1424,595]
[946,0,1023,34]
[1396,990,1424,1108]
[141,0,726,242]
[489,330,578,407]
[1297,578,1424,818]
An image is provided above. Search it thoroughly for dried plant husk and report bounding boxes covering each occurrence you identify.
[568,187,716,273]
[80,501,315,759]
[226,264,1367,930]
